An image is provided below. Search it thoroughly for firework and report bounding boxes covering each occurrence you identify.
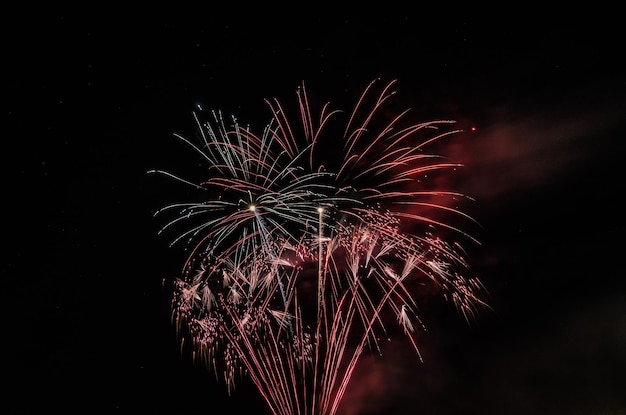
[149,78,488,415]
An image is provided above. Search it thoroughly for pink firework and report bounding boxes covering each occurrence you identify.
[150,78,489,415]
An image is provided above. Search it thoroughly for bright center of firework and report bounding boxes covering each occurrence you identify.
[249,204,256,212]
[317,206,324,213]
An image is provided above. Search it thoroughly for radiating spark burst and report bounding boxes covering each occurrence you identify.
[149,78,489,415]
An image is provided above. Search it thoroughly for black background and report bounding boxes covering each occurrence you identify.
[5,7,625,415]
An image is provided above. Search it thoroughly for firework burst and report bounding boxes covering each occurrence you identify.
[149,78,489,415]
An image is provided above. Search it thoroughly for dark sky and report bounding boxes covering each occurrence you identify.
[5,7,626,415]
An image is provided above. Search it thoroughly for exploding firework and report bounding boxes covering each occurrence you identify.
[149,78,489,415]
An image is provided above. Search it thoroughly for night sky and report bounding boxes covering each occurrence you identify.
[5,8,626,415]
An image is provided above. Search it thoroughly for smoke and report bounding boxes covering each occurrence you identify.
[450,78,625,209]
